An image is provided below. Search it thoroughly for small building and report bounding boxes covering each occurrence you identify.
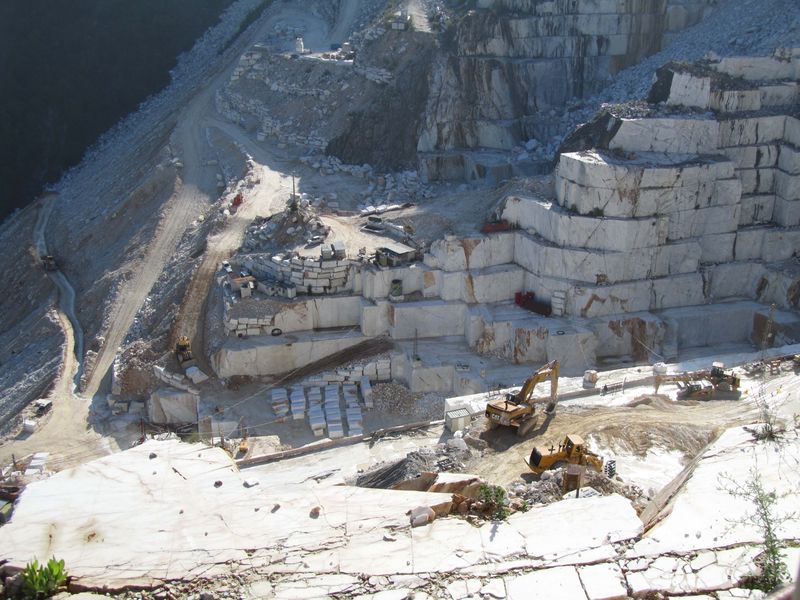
[375,241,417,267]
[230,275,256,293]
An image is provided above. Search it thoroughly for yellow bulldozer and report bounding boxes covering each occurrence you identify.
[524,434,604,475]
[654,361,740,400]
[175,336,197,370]
[484,360,559,437]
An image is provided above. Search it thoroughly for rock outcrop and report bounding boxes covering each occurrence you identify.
[418,0,716,179]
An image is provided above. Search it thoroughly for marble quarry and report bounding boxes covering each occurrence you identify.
[1,427,797,596]
[214,51,800,392]
[418,0,715,179]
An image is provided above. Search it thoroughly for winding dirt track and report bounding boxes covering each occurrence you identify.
[0,201,105,469]
[172,3,363,372]
[1,2,363,469]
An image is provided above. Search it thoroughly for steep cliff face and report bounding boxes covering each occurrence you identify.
[417,0,714,178]
[327,31,437,170]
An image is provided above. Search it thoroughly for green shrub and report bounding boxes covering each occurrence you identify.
[479,483,509,520]
[720,470,792,592]
[21,557,67,599]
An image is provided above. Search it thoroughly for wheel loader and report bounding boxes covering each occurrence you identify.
[484,360,559,437]
[524,434,604,475]
[175,336,197,370]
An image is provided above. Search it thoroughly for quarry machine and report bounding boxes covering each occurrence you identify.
[485,360,559,437]
[525,434,604,475]
[654,362,741,400]
[175,336,197,370]
[41,255,57,271]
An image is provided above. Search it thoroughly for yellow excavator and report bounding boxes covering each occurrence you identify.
[484,360,559,437]
[524,434,604,475]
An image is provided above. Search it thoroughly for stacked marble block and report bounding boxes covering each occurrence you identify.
[244,253,353,296]
[307,387,326,436]
[270,389,290,420]
[324,385,344,439]
[342,384,364,437]
[307,359,392,386]
[290,386,306,420]
[268,383,369,438]
[501,49,800,318]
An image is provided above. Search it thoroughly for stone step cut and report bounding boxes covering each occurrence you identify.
[513,232,700,285]
[609,117,720,154]
[555,151,740,218]
[718,115,787,148]
[738,194,775,226]
[778,143,800,175]
[504,195,666,252]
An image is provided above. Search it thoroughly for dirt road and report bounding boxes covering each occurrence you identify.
[171,2,363,371]
[0,201,107,469]
[171,127,291,371]
[81,0,358,395]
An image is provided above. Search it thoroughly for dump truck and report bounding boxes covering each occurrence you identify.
[175,336,197,370]
[485,360,559,437]
[524,434,604,475]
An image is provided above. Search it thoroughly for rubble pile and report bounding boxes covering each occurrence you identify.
[506,468,649,512]
[355,444,472,489]
[300,154,435,206]
[372,383,444,421]
[218,47,367,152]
[240,206,328,254]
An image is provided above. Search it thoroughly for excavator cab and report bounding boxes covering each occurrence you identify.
[485,360,559,437]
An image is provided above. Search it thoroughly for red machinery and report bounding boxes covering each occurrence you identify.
[515,291,552,317]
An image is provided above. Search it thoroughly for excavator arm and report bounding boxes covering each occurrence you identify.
[515,359,559,414]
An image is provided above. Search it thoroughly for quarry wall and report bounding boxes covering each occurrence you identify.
[418,0,715,179]
[214,50,800,388]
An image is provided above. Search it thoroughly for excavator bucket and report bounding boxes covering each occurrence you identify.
[528,447,543,468]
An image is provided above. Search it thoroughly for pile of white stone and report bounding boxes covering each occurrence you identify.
[243,253,352,295]
[299,154,435,204]
[216,90,328,151]
[300,154,373,178]
[323,384,344,438]
[303,358,392,387]
[152,365,199,395]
